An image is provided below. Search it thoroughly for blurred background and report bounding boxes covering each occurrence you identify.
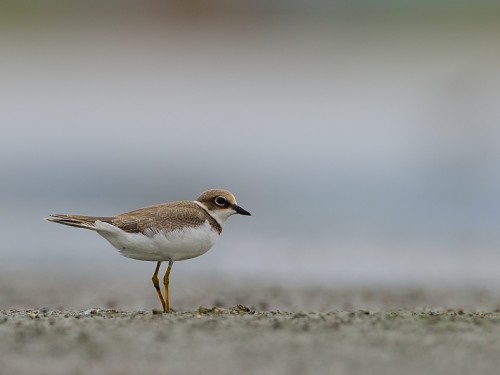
[1,0,500,308]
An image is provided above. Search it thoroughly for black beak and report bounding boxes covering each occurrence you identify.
[234,205,251,216]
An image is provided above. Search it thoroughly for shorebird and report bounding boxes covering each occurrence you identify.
[45,189,251,312]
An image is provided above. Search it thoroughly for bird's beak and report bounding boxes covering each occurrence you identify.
[234,205,251,216]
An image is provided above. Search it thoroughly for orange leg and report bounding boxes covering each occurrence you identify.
[163,261,174,312]
[152,261,166,312]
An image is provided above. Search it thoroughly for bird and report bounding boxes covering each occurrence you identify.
[45,189,251,312]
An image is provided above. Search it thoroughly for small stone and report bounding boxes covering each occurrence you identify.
[83,309,97,316]
[198,306,213,314]
[235,304,251,312]
[292,312,308,319]
[212,307,225,314]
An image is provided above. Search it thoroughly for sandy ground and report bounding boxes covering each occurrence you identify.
[2,275,500,375]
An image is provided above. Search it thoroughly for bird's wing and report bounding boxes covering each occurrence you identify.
[111,201,213,234]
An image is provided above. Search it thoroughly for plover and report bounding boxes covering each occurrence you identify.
[45,189,251,312]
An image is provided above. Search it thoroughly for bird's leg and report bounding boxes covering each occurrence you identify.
[152,261,167,312]
[163,261,174,312]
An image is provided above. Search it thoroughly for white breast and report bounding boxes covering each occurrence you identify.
[93,220,220,262]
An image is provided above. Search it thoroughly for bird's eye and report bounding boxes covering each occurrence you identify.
[215,196,226,206]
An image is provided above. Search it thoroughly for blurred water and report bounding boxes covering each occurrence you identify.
[1,9,500,286]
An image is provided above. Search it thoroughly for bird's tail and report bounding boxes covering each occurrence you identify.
[45,214,115,230]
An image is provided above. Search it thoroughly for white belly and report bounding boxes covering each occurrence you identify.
[93,220,219,262]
